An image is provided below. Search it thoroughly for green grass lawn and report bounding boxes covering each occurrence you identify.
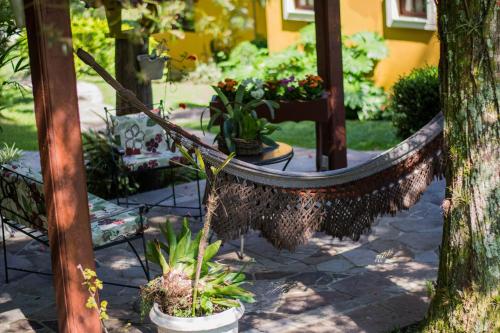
[0,86,38,150]
[0,79,399,152]
[181,119,399,151]
[0,109,38,150]
[85,76,214,109]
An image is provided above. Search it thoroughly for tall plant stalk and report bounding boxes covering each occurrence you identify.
[176,146,234,316]
[191,181,219,316]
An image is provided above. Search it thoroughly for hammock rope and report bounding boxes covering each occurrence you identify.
[77,49,444,250]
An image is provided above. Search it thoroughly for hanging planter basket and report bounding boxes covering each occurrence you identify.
[9,0,25,27]
[136,55,167,81]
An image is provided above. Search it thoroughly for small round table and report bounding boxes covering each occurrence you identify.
[236,141,294,171]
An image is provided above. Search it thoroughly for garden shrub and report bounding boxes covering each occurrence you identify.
[82,131,137,199]
[390,66,440,139]
[71,11,115,77]
[217,24,389,120]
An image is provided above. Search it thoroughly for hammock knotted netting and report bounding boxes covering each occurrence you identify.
[77,49,444,251]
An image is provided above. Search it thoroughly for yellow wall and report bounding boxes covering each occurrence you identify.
[155,0,267,63]
[264,0,439,89]
[158,0,439,89]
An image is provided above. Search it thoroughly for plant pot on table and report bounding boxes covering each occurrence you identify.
[217,137,263,156]
[149,302,245,333]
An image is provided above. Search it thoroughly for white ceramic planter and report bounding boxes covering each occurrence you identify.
[149,303,245,333]
[137,55,167,81]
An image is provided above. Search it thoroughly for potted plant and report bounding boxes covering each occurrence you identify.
[137,41,169,81]
[210,75,330,125]
[142,218,253,332]
[141,148,254,333]
[208,79,280,156]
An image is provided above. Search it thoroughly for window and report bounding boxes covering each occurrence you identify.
[294,0,314,10]
[386,0,436,31]
[283,0,315,22]
[398,0,426,18]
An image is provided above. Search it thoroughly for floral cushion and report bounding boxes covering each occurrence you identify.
[0,162,147,248]
[111,112,169,156]
[122,150,184,172]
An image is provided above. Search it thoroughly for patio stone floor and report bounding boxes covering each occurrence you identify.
[0,147,445,332]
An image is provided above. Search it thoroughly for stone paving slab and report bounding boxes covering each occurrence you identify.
[1,145,445,332]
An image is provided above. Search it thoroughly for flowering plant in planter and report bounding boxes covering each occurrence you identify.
[141,218,255,318]
[208,79,280,155]
[263,75,325,101]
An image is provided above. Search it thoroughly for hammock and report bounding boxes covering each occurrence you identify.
[77,49,444,250]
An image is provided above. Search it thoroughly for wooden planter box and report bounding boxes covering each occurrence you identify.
[209,96,330,124]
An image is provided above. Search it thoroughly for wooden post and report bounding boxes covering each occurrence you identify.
[314,0,347,170]
[24,1,101,331]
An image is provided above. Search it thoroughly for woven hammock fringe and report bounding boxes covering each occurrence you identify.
[209,136,444,251]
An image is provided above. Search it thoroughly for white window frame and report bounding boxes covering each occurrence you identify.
[385,0,437,31]
[282,0,315,22]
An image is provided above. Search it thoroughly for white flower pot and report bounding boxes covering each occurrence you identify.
[137,55,167,81]
[9,0,25,27]
[149,303,245,333]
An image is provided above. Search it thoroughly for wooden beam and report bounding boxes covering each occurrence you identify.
[24,1,101,331]
[314,0,347,170]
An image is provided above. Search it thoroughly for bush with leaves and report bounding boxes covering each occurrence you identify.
[390,66,440,139]
[218,24,389,120]
[70,10,115,77]
[82,131,137,199]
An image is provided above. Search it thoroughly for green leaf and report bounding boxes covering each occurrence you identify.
[213,86,233,114]
[177,145,197,168]
[146,240,169,274]
[234,84,246,107]
[203,240,222,263]
[160,220,178,266]
[261,136,277,147]
[213,152,235,176]
[195,149,205,172]
[188,230,203,259]
[211,298,240,308]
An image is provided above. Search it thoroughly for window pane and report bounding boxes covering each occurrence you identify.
[294,0,314,10]
[398,0,427,18]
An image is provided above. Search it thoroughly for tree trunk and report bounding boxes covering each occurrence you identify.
[115,37,152,114]
[422,1,499,332]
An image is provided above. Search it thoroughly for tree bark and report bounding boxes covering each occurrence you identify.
[115,37,153,114]
[422,1,499,332]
